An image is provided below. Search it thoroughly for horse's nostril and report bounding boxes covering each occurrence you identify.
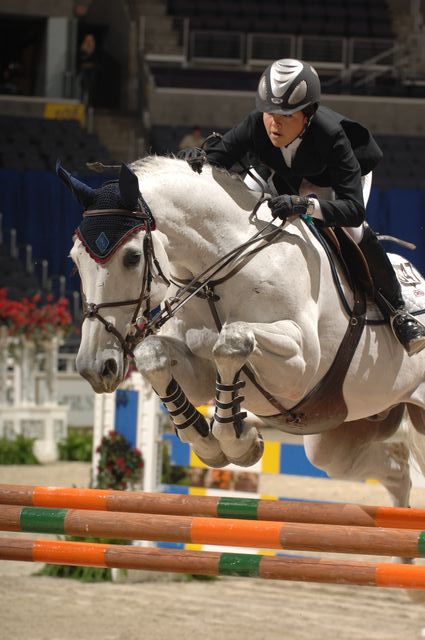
[102,358,118,378]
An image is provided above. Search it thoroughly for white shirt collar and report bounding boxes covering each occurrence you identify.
[280,136,303,167]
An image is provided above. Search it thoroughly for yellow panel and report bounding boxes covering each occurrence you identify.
[196,405,211,417]
[261,441,280,474]
[259,494,278,501]
[190,449,208,469]
[185,543,203,551]
[44,102,85,126]
[189,487,207,496]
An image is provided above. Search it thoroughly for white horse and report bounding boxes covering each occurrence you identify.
[59,156,425,511]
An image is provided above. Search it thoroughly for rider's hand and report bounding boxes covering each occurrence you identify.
[177,147,207,174]
[268,195,310,222]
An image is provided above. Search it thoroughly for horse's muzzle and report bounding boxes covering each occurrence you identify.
[76,354,126,393]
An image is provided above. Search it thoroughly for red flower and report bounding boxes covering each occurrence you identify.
[0,288,74,341]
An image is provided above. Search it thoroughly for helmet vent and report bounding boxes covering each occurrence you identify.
[258,75,268,100]
[288,80,307,105]
[271,59,303,97]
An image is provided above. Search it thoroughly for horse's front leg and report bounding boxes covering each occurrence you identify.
[134,335,228,467]
[211,322,264,466]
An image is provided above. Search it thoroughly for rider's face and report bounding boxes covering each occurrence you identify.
[263,111,307,147]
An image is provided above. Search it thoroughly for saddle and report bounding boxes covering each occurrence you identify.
[319,225,374,298]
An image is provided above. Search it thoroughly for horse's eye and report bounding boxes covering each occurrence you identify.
[123,251,141,268]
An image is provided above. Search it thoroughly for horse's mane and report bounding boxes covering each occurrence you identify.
[130,154,262,213]
[131,154,203,178]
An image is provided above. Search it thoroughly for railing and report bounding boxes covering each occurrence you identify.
[142,17,396,73]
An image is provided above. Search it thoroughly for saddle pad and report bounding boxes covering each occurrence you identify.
[366,253,425,321]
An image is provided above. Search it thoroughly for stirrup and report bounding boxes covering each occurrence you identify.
[390,310,425,356]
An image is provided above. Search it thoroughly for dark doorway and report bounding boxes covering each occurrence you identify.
[77,24,121,109]
[0,15,46,96]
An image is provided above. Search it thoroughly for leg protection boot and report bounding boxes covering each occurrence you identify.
[359,224,425,356]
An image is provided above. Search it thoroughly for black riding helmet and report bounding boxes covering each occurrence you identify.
[256,58,321,116]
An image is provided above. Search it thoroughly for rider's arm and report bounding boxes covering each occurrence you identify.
[315,129,366,228]
[205,113,258,169]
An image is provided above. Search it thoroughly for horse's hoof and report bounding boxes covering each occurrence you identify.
[195,449,230,468]
[225,435,264,468]
[177,427,230,468]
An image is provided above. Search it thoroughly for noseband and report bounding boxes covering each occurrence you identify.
[79,207,169,359]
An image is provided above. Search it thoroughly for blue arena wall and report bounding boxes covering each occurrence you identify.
[0,169,424,286]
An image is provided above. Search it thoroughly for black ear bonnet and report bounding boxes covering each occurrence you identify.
[57,162,155,263]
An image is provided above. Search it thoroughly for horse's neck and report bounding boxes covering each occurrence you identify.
[145,169,257,277]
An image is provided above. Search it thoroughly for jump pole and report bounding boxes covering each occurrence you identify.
[1,537,425,589]
[2,504,425,558]
[1,484,425,530]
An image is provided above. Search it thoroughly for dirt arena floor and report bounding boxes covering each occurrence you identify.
[1,462,425,640]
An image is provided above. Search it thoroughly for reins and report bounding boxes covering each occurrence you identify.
[143,211,287,335]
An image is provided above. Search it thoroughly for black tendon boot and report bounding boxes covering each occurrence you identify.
[359,224,425,356]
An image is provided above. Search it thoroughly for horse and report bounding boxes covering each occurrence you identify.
[58,156,425,513]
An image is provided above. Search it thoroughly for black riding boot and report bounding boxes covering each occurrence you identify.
[359,224,425,356]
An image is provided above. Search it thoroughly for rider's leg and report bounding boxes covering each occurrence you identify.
[346,171,425,355]
[358,223,425,356]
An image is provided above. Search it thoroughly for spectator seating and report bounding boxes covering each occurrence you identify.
[0,116,113,173]
[167,0,393,39]
[0,242,40,300]
[151,66,260,91]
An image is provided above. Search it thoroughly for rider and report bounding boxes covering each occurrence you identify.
[178,58,425,356]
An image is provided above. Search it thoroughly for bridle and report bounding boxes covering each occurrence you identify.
[79,207,170,359]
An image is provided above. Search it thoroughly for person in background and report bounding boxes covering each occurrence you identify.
[77,33,99,107]
[178,125,205,151]
[178,58,425,356]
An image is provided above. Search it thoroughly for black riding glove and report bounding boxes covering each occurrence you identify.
[268,195,311,222]
[177,147,207,174]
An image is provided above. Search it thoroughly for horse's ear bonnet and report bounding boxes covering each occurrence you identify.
[58,161,154,263]
[119,163,141,210]
[56,160,96,208]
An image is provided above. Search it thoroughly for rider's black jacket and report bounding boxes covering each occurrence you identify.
[205,106,383,228]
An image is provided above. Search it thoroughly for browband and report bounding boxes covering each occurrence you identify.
[83,208,150,219]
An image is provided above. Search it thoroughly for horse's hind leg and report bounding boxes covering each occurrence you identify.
[406,403,425,477]
[211,321,264,466]
[407,403,425,434]
[134,335,228,468]
[303,414,412,509]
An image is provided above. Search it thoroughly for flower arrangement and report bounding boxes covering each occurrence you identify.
[0,289,73,343]
[96,430,144,490]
